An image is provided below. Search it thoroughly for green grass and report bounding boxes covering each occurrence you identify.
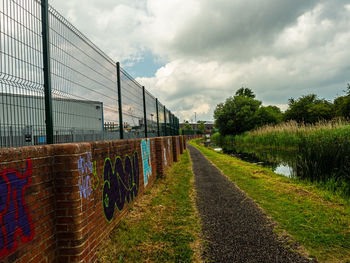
[190,139,350,262]
[96,150,201,263]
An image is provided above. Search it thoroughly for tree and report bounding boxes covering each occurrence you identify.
[214,88,261,135]
[183,123,192,131]
[255,106,283,127]
[235,87,255,98]
[197,122,206,134]
[284,94,335,123]
[180,123,193,135]
[334,84,350,118]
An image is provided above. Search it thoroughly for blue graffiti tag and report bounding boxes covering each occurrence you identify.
[102,153,139,222]
[77,153,93,200]
[141,139,152,186]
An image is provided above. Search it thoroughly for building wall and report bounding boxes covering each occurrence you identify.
[0,135,201,263]
[0,94,103,133]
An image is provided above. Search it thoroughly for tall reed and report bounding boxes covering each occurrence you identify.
[214,119,350,195]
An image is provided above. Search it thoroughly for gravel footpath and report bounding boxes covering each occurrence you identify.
[188,145,314,263]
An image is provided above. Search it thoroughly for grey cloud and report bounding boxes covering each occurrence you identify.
[169,0,319,61]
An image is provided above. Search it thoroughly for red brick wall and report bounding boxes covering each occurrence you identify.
[172,136,181,162]
[154,137,174,178]
[179,136,184,154]
[0,136,188,263]
[53,138,158,262]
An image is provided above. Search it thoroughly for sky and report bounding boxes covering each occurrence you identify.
[50,0,350,122]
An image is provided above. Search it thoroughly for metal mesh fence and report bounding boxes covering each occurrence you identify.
[145,90,157,137]
[0,0,179,148]
[49,6,119,143]
[169,112,173,135]
[157,101,165,136]
[0,0,46,147]
[120,68,144,139]
[165,108,171,136]
[170,113,175,135]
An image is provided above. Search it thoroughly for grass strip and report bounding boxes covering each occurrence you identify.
[97,150,201,263]
[190,140,350,263]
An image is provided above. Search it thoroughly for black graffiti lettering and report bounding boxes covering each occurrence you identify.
[102,153,139,222]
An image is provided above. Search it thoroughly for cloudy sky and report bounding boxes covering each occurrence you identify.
[50,0,350,122]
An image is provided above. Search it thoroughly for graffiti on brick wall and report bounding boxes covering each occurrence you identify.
[141,139,152,186]
[162,139,171,166]
[91,161,99,191]
[163,148,167,166]
[167,139,171,157]
[102,152,139,222]
[77,153,100,199]
[77,153,93,200]
[0,159,34,258]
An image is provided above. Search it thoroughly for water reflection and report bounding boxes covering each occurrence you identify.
[222,144,297,178]
[274,164,295,178]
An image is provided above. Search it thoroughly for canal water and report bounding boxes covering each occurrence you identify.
[220,144,298,178]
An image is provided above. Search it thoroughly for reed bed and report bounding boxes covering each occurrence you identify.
[213,119,350,196]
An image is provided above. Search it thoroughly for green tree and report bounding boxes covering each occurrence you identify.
[197,122,206,134]
[180,123,193,135]
[183,123,192,131]
[284,94,335,123]
[235,87,255,98]
[334,84,350,118]
[255,105,283,126]
[214,88,261,135]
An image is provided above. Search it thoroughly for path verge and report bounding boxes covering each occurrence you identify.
[189,140,350,262]
[188,145,312,263]
[96,150,202,263]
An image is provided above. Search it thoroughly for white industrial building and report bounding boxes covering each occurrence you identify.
[0,93,104,147]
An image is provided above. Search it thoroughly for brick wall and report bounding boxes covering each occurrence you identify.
[172,136,181,162]
[179,136,184,154]
[154,136,174,178]
[0,136,190,263]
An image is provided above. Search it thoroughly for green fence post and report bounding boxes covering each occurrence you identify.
[41,0,53,144]
[164,106,167,136]
[156,99,160,137]
[116,62,124,139]
[142,86,147,138]
[169,112,171,135]
[176,117,178,135]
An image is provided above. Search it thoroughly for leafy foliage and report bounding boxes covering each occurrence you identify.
[284,94,335,123]
[197,122,206,134]
[235,87,256,98]
[214,88,281,135]
[183,124,193,131]
[255,106,283,127]
[214,84,350,136]
[334,84,350,118]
